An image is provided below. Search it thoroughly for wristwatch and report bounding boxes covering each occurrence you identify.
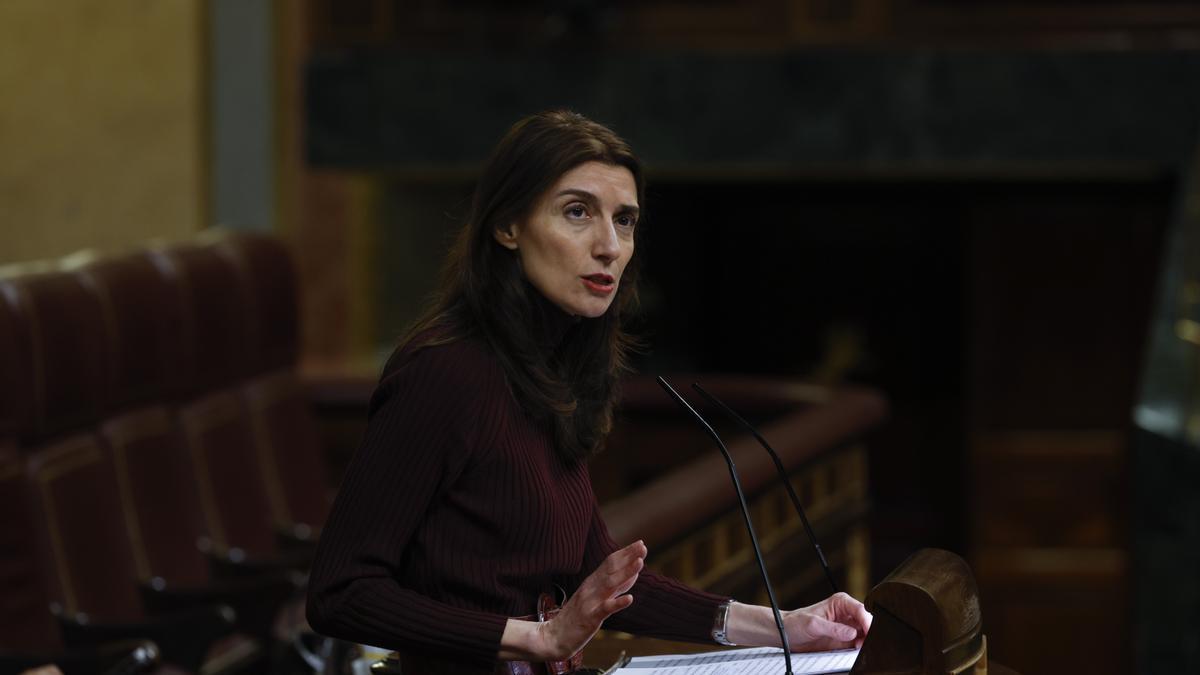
[711,599,736,646]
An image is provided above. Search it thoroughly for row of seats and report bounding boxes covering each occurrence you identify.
[0,232,333,673]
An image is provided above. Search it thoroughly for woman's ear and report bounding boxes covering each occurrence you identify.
[493,223,520,250]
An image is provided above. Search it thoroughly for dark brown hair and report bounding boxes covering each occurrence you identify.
[388,110,644,462]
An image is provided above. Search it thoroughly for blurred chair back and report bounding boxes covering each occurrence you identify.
[0,282,32,438]
[24,435,145,622]
[78,252,211,584]
[0,440,62,653]
[176,388,277,556]
[155,240,278,557]
[21,433,240,674]
[0,270,108,443]
[221,233,331,534]
[74,248,293,669]
[214,233,300,374]
[76,251,187,409]
[1,245,287,673]
[99,406,210,585]
[243,371,331,536]
[149,242,254,396]
[0,268,144,622]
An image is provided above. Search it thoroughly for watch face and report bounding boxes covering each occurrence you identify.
[712,600,734,645]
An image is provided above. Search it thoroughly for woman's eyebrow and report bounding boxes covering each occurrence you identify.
[555,188,599,204]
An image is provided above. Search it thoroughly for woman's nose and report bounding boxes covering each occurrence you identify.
[593,222,621,262]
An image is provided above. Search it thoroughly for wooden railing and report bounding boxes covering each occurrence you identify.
[598,376,886,608]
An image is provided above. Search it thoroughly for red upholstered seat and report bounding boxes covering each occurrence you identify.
[20,431,255,673]
[0,270,108,442]
[80,248,301,573]
[1,266,244,673]
[25,434,147,623]
[81,241,314,665]
[14,433,245,675]
[76,251,187,410]
[1,439,163,674]
[175,389,278,557]
[242,370,332,535]
[0,440,61,654]
[219,233,331,534]
[99,407,211,585]
[151,239,297,557]
[0,268,142,621]
[0,284,31,439]
[77,252,213,584]
[149,242,255,397]
[213,233,300,374]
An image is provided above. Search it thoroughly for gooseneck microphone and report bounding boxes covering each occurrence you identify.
[690,382,839,595]
[656,376,794,675]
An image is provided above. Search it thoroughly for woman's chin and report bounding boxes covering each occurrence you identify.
[566,305,609,319]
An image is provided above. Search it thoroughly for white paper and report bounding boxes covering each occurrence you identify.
[611,646,858,675]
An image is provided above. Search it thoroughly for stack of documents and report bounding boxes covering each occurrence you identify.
[608,646,859,674]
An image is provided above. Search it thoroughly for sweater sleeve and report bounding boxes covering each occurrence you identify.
[572,502,728,643]
[306,343,510,667]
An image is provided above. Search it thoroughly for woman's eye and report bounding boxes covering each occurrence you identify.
[566,204,588,219]
[616,214,637,229]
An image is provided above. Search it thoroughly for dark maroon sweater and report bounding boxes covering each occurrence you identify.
[306,335,725,670]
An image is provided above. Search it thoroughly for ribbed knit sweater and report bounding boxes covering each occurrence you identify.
[306,334,725,671]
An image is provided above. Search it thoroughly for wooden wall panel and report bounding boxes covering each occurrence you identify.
[965,185,1167,675]
[302,0,1200,49]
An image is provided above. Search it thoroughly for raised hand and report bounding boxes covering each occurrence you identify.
[499,539,646,662]
[537,539,646,660]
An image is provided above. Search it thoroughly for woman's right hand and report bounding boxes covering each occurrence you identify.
[499,540,646,662]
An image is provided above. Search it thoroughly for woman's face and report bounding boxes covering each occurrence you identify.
[495,161,639,318]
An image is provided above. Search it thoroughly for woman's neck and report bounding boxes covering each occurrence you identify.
[530,288,579,351]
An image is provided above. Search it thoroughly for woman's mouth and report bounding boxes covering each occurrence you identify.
[581,274,615,294]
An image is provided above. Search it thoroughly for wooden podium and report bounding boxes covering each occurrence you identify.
[583,548,1016,675]
[850,548,989,675]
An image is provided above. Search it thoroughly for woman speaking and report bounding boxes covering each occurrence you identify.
[306,110,871,674]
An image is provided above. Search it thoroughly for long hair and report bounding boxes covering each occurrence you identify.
[388,110,644,462]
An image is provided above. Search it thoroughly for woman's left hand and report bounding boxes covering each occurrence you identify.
[782,592,872,651]
[727,592,872,652]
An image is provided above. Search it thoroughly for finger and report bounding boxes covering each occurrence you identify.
[577,560,641,612]
[579,548,638,593]
[575,542,646,602]
[582,589,635,624]
[809,616,859,643]
[604,593,634,615]
[605,552,644,588]
[606,540,646,569]
[610,560,642,596]
[613,540,647,561]
[594,560,641,604]
[853,605,873,633]
[832,593,873,633]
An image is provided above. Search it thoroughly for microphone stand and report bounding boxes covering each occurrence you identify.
[656,376,794,675]
[690,382,839,595]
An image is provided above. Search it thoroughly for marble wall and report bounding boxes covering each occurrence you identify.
[0,0,206,264]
